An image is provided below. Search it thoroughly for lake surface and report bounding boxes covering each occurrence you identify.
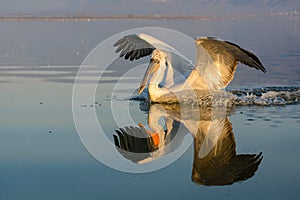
[0,17,299,200]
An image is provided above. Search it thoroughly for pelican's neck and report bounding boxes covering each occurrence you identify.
[148,61,169,102]
[164,58,175,87]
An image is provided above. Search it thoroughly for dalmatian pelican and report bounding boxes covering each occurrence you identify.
[114,34,266,103]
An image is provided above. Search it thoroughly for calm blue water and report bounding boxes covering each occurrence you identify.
[0,17,299,200]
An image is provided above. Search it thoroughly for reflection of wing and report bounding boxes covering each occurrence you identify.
[195,37,266,90]
[113,126,158,163]
[192,118,263,186]
[113,126,157,153]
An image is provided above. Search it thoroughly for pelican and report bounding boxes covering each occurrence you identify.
[114,34,266,103]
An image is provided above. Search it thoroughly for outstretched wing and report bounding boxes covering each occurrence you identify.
[114,34,155,61]
[195,37,266,90]
[114,33,194,86]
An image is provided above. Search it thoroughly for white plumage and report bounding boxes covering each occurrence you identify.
[114,33,266,103]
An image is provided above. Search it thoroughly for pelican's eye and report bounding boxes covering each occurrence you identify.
[150,58,159,64]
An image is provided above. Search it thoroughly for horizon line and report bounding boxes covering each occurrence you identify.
[0,11,299,21]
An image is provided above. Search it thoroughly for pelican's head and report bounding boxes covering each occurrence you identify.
[138,50,167,94]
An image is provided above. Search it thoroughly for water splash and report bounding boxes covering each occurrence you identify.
[130,86,300,107]
[230,86,300,106]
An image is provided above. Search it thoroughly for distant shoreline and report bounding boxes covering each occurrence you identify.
[0,12,298,21]
[0,15,229,21]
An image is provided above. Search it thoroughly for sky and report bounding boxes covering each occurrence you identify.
[0,0,299,16]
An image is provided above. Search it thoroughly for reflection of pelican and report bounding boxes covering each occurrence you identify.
[114,34,266,103]
[113,104,263,185]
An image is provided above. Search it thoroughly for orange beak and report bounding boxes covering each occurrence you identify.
[138,122,160,147]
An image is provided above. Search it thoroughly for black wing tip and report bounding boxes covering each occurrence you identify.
[197,37,268,74]
[113,37,126,47]
[113,134,120,147]
[113,42,119,47]
[249,54,267,73]
[260,66,267,73]
[246,51,267,73]
[113,35,155,61]
[254,152,263,166]
[119,49,154,61]
[251,59,266,73]
[223,40,267,73]
[113,34,138,46]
